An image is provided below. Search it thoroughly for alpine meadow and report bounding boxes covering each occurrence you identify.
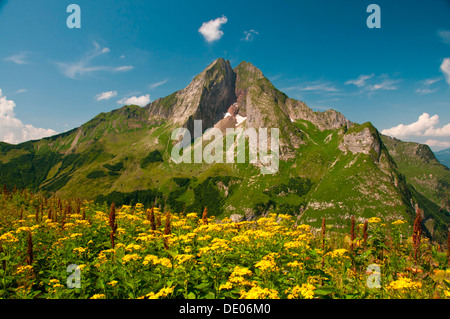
[1,0,450,302]
[0,58,449,299]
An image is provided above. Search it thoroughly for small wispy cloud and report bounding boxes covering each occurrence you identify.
[56,42,133,79]
[438,29,450,44]
[114,65,134,72]
[149,79,168,89]
[283,81,339,93]
[345,73,400,94]
[117,94,151,107]
[4,52,29,65]
[415,77,441,95]
[95,91,117,101]
[15,89,27,94]
[242,30,259,41]
[440,58,450,85]
[198,16,228,43]
[345,74,374,87]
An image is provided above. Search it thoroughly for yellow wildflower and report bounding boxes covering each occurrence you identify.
[175,254,195,264]
[219,282,233,290]
[240,286,279,299]
[368,217,381,223]
[72,247,87,254]
[122,254,141,263]
[286,261,303,269]
[388,277,422,290]
[141,286,174,299]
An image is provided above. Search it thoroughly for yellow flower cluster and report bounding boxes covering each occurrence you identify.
[142,255,172,268]
[388,277,422,290]
[286,283,316,299]
[175,254,195,264]
[139,286,174,299]
[198,238,232,255]
[326,248,348,259]
[240,285,279,299]
[122,253,141,263]
[368,217,381,223]
[255,253,279,272]
[73,247,87,254]
[220,266,254,290]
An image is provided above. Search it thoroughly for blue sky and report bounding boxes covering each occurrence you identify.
[0,0,449,150]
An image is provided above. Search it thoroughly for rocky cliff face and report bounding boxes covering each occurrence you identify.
[339,126,381,158]
[147,58,237,135]
[145,58,352,156]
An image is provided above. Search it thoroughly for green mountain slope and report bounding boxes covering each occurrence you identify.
[0,58,449,242]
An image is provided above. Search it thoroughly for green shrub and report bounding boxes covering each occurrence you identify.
[140,150,163,168]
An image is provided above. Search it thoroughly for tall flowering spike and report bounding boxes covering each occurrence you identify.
[47,207,52,220]
[0,244,5,271]
[109,203,117,249]
[164,212,171,249]
[321,217,326,270]
[164,212,171,235]
[157,213,162,228]
[202,207,208,225]
[350,215,355,252]
[447,230,450,265]
[150,207,156,231]
[35,207,39,224]
[66,202,72,216]
[321,217,326,247]
[82,208,86,220]
[413,209,422,260]
[26,231,33,265]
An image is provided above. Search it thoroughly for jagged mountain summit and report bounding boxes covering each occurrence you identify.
[0,58,449,242]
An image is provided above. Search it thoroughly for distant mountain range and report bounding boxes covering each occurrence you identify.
[0,58,449,242]
[435,148,450,169]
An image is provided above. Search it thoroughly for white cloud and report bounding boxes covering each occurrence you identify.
[415,87,438,95]
[15,89,27,94]
[381,113,450,139]
[438,30,450,44]
[198,16,228,43]
[117,94,150,106]
[345,74,374,87]
[114,65,134,72]
[56,42,133,79]
[440,58,450,85]
[242,29,259,41]
[284,82,339,93]
[0,89,57,144]
[149,79,168,89]
[415,77,441,95]
[345,74,400,93]
[424,139,450,149]
[95,91,117,101]
[4,52,29,65]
